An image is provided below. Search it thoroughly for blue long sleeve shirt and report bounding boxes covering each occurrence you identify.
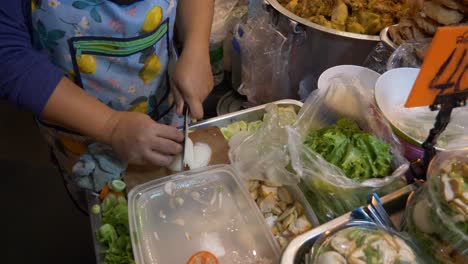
[0,0,64,116]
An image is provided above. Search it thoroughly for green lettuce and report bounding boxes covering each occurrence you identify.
[304,118,393,182]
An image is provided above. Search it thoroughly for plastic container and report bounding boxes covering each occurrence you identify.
[402,150,468,264]
[128,165,281,264]
[309,221,425,264]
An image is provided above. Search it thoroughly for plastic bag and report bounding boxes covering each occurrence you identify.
[211,0,240,44]
[386,39,431,70]
[235,14,293,106]
[362,42,395,74]
[389,103,468,150]
[229,104,300,185]
[402,150,468,264]
[231,75,409,223]
[294,77,408,222]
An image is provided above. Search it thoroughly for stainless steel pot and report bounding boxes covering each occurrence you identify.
[264,0,381,94]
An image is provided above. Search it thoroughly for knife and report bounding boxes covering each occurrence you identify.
[181,105,189,170]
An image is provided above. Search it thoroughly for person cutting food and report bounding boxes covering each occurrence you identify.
[0,0,214,203]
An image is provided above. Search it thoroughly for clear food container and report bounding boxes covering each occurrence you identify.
[128,165,281,264]
[402,150,468,264]
[309,221,424,264]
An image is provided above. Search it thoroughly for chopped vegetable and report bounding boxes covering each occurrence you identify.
[91,204,101,214]
[110,180,126,193]
[100,185,111,200]
[304,118,393,182]
[98,193,135,264]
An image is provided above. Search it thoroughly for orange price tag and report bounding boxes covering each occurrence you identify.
[405,26,468,108]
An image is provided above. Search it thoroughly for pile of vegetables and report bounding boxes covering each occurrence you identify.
[304,118,393,182]
[95,181,135,264]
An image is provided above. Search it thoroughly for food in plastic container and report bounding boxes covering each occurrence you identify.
[402,150,468,264]
[246,180,314,249]
[309,222,423,264]
[128,165,280,264]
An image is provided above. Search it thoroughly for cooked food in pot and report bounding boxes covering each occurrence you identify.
[278,0,408,35]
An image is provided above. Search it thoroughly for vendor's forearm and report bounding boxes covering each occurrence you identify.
[41,77,116,144]
[176,0,214,52]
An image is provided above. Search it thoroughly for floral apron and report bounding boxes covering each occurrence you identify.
[31,0,180,181]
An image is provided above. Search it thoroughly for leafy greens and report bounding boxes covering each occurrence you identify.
[304,118,393,182]
[97,194,135,264]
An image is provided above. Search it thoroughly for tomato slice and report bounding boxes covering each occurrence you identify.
[186,251,218,264]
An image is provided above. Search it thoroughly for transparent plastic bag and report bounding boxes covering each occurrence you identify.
[402,150,468,264]
[292,77,408,222]
[386,39,431,70]
[231,75,409,223]
[362,42,394,74]
[229,104,300,185]
[235,15,293,106]
[211,0,240,44]
[390,104,468,150]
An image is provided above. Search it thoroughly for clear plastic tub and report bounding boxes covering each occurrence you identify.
[128,165,281,264]
[402,150,468,264]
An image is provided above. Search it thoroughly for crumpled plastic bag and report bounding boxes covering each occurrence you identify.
[231,75,409,223]
[387,39,432,70]
[72,142,127,192]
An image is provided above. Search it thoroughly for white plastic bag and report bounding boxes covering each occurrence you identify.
[235,15,293,106]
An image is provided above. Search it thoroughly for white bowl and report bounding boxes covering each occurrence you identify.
[375,68,468,150]
[318,65,380,91]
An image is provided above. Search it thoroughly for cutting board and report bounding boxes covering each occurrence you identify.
[125,126,229,192]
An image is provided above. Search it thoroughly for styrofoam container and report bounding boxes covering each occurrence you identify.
[128,165,281,264]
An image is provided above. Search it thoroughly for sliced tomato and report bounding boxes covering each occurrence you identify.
[186,251,218,264]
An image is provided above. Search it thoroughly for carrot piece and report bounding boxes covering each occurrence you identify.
[99,185,110,200]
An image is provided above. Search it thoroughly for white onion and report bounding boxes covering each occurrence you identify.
[168,137,213,171]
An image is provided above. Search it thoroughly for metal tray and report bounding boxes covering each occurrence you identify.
[192,99,303,129]
[88,99,305,263]
[280,183,421,264]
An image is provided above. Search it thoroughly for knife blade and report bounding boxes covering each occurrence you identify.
[181,105,189,169]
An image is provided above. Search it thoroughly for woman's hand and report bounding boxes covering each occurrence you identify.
[104,111,184,166]
[171,44,214,119]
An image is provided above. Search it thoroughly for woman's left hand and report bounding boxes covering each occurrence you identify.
[171,44,214,119]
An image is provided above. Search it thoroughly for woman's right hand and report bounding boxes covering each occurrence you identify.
[104,111,184,166]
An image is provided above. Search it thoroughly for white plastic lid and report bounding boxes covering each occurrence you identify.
[128,165,281,264]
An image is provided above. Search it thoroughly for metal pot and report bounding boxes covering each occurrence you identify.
[264,0,380,94]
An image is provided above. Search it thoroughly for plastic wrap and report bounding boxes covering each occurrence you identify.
[403,150,468,264]
[231,75,409,223]
[235,15,293,106]
[386,39,431,70]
